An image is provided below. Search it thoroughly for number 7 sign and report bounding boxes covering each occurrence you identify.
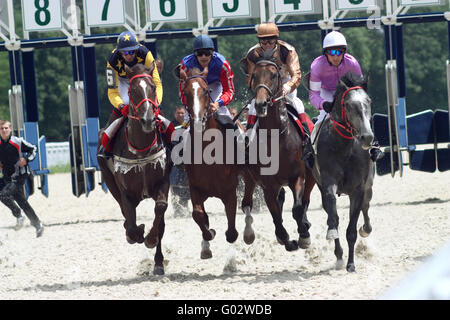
[84,0,125,27]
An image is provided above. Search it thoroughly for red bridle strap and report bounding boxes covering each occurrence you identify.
[125,128,158,153]
[128,73,160,120]
[329,86,363,140]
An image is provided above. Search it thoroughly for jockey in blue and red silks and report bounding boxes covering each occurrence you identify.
[301,31,384,169]
[98,30,174,158]
[177,34,236,128]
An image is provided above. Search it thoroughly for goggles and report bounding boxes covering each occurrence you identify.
[259,39,277,46]
[327,49,345,57]
[123,50,135,56]
[195,49,213,57]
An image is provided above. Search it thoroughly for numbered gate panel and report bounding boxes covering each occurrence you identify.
[269,0,322,16]
[146,0,197,23]
[22,0,63,32]
[207,0,261,19]
[84,0,125,27]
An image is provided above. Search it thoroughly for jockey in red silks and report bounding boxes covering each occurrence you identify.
[98,30,174,159]
[177,34,236,129]
[301,31,384,169]
[244,23,313,136]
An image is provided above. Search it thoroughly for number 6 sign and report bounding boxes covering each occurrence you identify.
[147,0,188,22]
[84,0,125,27]
[22,0,62,32]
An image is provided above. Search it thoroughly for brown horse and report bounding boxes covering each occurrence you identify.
[97,63,171,275]
[241,50,316,251]
[173,67,256,261]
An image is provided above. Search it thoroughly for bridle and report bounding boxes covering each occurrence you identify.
[250,60,283,106]
[126,73,161,153]
[329,86,364,140]
[181,75,214,125]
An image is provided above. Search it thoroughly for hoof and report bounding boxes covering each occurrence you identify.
[285,240,299,252]
[298,236,311,249]
[153,265,165,276]
[225,229,238,243]
[346,263,356,273]
[243,232,255,245]
[359,226,371,238]
[326,229,339,240]
[276,237,285,246]
[126,236,136,244]
[335,259,345,270]
[201,249,213,259]
[144,235,159,249]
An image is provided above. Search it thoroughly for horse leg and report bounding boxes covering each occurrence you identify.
[264,187,298,252]
[241,173,256,245]
[190,190,215,259]
[320,184,339,240]
[359,187,373,238]
[145,199,168,249]
[121,195,145,244]
[222,193,238,244]
[278,187,286,212]
[346,192,364,272]
[290,178,311,249]
[153,217,166,275]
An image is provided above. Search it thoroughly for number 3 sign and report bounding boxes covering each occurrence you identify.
[22,0,62,31]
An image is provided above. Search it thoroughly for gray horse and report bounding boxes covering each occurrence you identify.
[310,72,375,272]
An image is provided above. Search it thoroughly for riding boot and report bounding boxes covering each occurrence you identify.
[301,137,315,170]
[98,109,123,159]
[369,140,384,162]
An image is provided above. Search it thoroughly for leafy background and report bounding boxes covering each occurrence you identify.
[0,1,448,141]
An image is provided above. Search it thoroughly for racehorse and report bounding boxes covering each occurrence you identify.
[310,72,375,272]
[97,63,171,275]
[174,66,256,260]
[240,48,316,252]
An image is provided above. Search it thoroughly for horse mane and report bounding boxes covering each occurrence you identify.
[125,63,155,79]
[338,72,368,91]
[253,47,282,67]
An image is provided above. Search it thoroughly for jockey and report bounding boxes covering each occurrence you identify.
[177,34,235,128]
[98,30,173,158]
[244,22,313,137]
[302,30,384,168]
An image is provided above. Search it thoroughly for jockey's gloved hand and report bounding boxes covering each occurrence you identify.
[119,104,129,117]
[323,101,333,113]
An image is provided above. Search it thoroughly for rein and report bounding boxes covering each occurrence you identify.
[126,73,162,153]
[329,86,363,140]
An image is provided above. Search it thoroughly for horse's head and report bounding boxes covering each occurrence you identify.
[178,66,210,132]
[125,63,158,133]
[249,48,282,117]
[332,73,373,149]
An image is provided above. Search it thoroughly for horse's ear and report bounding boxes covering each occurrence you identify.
[338,79,349,91]
[147,62,155,75]
[173,64,182,79]
[362,74,369,92]
[239,58,249,75]
[179,68,187,81]
[201,66,209,78]
[124,64,132,78]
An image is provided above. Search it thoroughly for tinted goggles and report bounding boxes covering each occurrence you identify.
[259,39,277,46]
[327,49,345,56]
[195,49,213,57]
[123,50,135,56]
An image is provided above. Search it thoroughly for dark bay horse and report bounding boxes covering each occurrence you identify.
[310,72,375,272]
[173,67,255,261]
[241,50,316,252]
[97,63,171,275]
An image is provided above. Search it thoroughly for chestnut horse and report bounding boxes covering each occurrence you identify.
[173,67,256,261]
[97,63,171,275]
[241,50,316,251]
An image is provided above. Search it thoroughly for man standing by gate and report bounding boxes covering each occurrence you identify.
[0,120,44,237]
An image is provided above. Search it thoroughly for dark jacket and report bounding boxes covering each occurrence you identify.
[0,136,36,182]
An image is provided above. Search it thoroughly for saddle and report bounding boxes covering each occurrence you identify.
[285,103,314,139]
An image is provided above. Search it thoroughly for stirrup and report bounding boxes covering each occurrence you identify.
[98,146,113,159]
[370,147,384,162]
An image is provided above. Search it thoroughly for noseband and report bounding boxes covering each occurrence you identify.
[329,86,364,140]
[128,73,160,121]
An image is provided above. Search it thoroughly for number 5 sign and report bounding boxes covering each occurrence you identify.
[209,0,251,18]
[84,0,125,27]
[22,0,62,32]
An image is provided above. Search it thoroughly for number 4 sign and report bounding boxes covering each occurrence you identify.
[272,0,315,15]
[22,0,62,32]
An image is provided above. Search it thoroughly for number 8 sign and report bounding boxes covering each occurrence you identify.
[22,0,62,32]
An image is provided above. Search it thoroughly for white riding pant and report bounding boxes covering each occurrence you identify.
[314,88,334,126]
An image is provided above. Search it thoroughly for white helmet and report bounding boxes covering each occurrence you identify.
[323,31,347,49]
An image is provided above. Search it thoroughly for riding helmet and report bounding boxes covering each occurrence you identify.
[193,34,215,51]
[257,22,279,38]
[322,31,347,50]
[116,30,140,52]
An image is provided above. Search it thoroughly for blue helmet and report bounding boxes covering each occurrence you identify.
[116,30,140,52]
[193,34,215,51]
